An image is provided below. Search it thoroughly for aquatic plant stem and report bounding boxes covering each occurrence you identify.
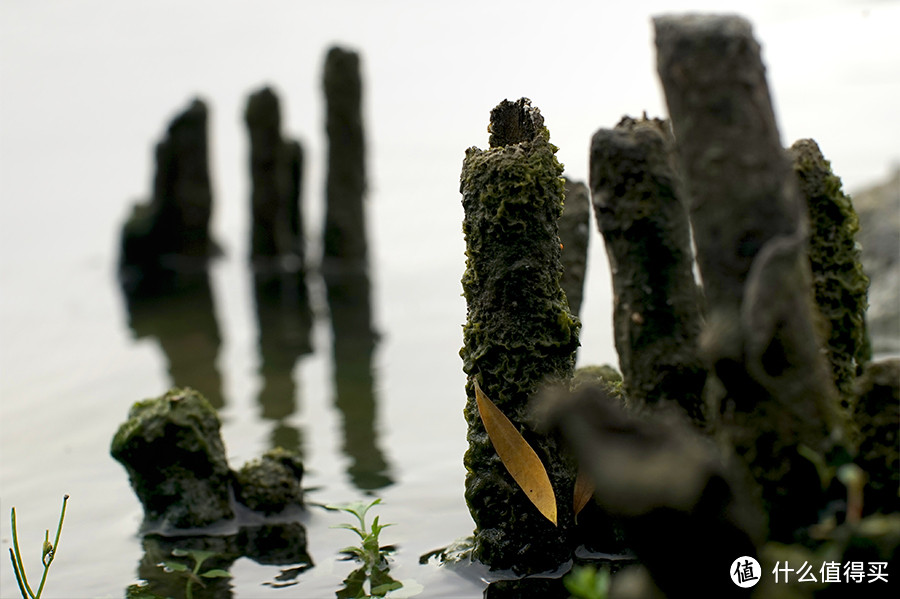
[9,494,68,599]
[10,508,35,599]
[34,495,68,598]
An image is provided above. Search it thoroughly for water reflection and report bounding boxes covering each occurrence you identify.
[252,259,314,453]
[324,262,393,490]
[119,254,393,491]
[336,562,402,598]
[121,270,225,409]
[126,523,312,598]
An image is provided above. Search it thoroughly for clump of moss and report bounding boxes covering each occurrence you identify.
[851,359,900,516]
[572,364,626,403]
[110,387,234,529]
[233,447,305,514]
[789,139,870,410]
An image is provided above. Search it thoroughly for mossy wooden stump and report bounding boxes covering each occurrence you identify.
[119,98,219,293]
[111,388,235,529]
[459,98,580,574]
[111,387,306,532]
[245,86,305,260]
[655,13,844,540]
[789,138,870,406]
[323,46,367,266]
[589,115,705,423]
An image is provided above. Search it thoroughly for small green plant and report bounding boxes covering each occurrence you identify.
[564,564,610,599]
[8,494,69,599]
[160,548,231,599]
[328,498,403,598]
[329,498,393,568]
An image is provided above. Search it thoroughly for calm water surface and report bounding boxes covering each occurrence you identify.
[2,1,897,597]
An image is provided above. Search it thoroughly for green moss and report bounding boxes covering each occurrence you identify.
[852,359,900,515]
[110,387,234,529]
[233,447,305,514]
[789,139,870,407]
[572,364,626,404]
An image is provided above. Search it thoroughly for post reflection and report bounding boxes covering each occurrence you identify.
[324,262,393,491]
[126,524,312,598]
[252,258,313,453]
[121,271,225,409]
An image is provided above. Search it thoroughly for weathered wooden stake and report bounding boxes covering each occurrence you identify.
[460,98,580,573]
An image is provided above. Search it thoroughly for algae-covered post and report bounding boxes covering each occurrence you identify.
[559,178,591,318]
[245,87,305,260]
[282,139,305,259]
[851,359,900,517]
[655,14,843,538]
[323,46,367,266]
[246,89,313,429]
[789,138,870,405]
[119,98,219,283]
[589,115,705,423]
[460,98,580,573]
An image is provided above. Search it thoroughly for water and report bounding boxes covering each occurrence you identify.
[1,1,898,597]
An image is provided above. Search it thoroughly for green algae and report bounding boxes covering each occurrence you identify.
[111,388,234,529]
[233,447,305,514]
[851,359,900,516]
[459,98,580,573]
[789,139,870,409]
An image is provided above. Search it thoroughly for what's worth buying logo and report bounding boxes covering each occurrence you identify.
[730,556,890,588]
[730,556,761,588]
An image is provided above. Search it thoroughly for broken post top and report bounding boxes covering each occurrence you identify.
[614,114,673,142]
[488,98,548,148]
[590,115,676,201]
[324,46,362,103]
[245,86,281,129]
[169,98,208,132]
[653,13,754,53]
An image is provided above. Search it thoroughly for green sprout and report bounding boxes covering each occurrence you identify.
[8,495,69,599]
[327,498,403,598]
[564,564,610,599]
[160,548,230,599]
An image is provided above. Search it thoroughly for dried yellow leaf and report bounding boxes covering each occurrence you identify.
[573,466,594,516]
[474,380,558,526]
